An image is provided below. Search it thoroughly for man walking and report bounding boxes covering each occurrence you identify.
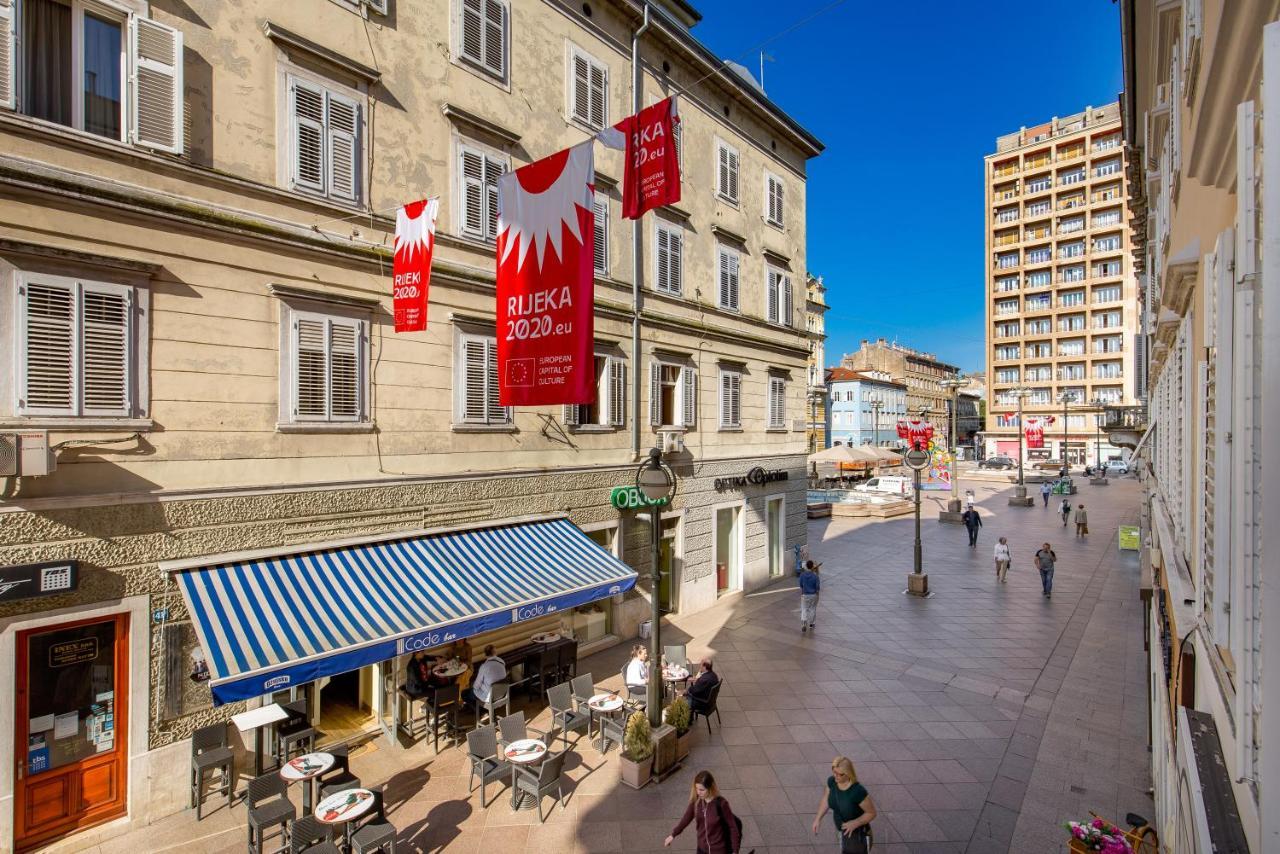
[1075,504,1089,538]
[993,536,1011,583]
[1035,543,1057,597]
[798,560,821,633]
[962,507,983,548]
[1041,481,1052,507]
[1059,496,1072,526]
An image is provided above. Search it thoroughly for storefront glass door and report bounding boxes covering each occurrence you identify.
[715,506,741,595]
[766,498,785,577]
[15,614,128,851]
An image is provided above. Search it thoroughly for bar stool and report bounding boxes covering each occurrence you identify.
[275,700,316,768]
[317,744,362,800]
[350,788,397,853]
[428,684,462,753]
[247,772,296,854]
[473,682,510,729]
[289,815,339,853]
[189,723,233,819]
[397,686,429,739]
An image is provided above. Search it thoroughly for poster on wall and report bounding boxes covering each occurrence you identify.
[392,198,438,332]
[495,143,597,406]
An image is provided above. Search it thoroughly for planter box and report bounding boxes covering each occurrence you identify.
[619,753,652,789]
[675,730,692,762]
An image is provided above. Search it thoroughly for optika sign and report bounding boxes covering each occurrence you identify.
[713,466,789,491]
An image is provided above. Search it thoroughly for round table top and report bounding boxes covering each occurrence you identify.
[588,692,624,713]
[663,665,690,681]
[280,751,334,782]
[503,738,547,764]
[314,788,375,825]
[433,660,468,678]
[530,632,561,644]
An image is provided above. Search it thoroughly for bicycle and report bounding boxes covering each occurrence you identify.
[1086,811,1159,853]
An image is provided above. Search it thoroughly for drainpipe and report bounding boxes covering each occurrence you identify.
[631,2,650,462]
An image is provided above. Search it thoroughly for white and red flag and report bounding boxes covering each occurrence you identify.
[392,198,438,333]
[904,419,934,450]
[495,142,597,406]
[1023,415,1055,449]
[599,97,682,219]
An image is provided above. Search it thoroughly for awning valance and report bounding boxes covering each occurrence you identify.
[175,517,636,704]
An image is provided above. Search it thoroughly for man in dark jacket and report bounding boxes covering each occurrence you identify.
[962,508,983,547]
[684,658,720,716]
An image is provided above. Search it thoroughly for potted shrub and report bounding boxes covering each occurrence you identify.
[665,696,692,762]
[619,711,654,789]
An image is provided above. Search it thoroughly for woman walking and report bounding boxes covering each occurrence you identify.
[993,536,1011,583]
[1059,496,1072,527]
[812,756,876,853]
[665,770,742,854]
[1075,504,1089,538]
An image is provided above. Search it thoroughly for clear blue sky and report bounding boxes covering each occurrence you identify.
[690,0,1125,372]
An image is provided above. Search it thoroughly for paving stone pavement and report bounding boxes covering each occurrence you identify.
[61,475,1152,854]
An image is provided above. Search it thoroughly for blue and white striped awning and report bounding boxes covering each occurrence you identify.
[174,517,636,705]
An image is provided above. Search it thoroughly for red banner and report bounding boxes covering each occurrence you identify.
[495,143,596,406]
[1024,415,1055,449]
[904,419,934,450]
[613,97,681,219]
[896,420,909,440]
[392,198,438,332]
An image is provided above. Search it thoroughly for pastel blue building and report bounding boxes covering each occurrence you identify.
[825,369,908,447]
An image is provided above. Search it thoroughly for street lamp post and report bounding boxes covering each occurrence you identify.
[868,393,884,446]
[636,447,677,727]
[1057,390,1078,471]
[1089,397,1108,484]
[1007,386,1034,507]
[939,377,969,519]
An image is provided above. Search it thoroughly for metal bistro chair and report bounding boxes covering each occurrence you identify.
[275,699,317,768]
[466,725,510,808]
[570,672,597,709]
[473,681,511,729]
[317,743,362,800]
[189,722,233,820]
[289,814,339,854]
[546,682,591,749]
[620,663,646,710]
[556,639,578,682]
[689,679,725,735]
[597,709,625,754]
[497,710,549,751]
[427,684,462,753]
[350,788,397,854]
[247,771,297,854]
[513,750,568,823]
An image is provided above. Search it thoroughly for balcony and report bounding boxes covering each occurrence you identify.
[1025,180,1053,196]
[1025,155,1052,170]
[994,234,1020,247]
[1057,145,1085,161]
[1058,221,1085,234]
[1101,405,1147,450]
[1091,188,1121,203]
[993,165,1018,178]
[1057,197,1086,210]
[1059,172,1087,186]
[1024,203,1052,219]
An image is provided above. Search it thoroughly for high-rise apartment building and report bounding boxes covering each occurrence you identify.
[983,103,1140,467]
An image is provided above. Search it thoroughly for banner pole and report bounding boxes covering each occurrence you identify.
[631,2,651,463]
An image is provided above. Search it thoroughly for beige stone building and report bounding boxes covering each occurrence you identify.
[804,272,827,451]
[0,0,821,847]
[1121,1,1279,850]
[840,338,960,439]
[982,103,1141,467]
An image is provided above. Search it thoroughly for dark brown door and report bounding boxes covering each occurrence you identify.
[15,614,129,851]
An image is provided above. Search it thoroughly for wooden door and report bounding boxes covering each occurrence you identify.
[15,614,129,851]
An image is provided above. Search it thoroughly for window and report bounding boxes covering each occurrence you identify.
[996,299,1019,315]
[1093,285,1121,303]
[1094,158,1121,177]
[997,252,1019,268]
[1025,295,1051,310]
[766,268,793,326]
[995,345,1020,360]
[1092,209,1121,227]
[650,362,696,428]
[1094,261,1121,277]
[285,307,367,424]
[565,355,625,427]
[1059,290,1085,307]
[996,276,1019,292]
[719,369,741,428]
[457,0,507,81]
[655,221,683,295]
[995,368,1019,383]
[1026,176,1051,192]
[3,2,182,151]
[288,75,361,204]
[1026,248,1051,264]
[1059,241,1085,258]
[458,143,506,241]
[1059,169,1086,186]
[1059,314,1086,332]
[1026,319,1051,334]
[1060,364,1085,381]
[1093,310,1122,329]
[1058,216,1085,233]
[455,332,510,425]
[1026,270,1051,287]
[568,45,607,129]
[995,321,1020,337]
[1093,235,1121,252]
[1094,361,1123,379]
[1060,265,1085,283]
[1026,200,1050,216]
[716,140,739,203]
[16,273,141,417]
[593,192,609,275]
[765,173,785,227]
[767,376,786,429]
[1025,366,1052,381]
[717,247,739,311]
[1058,339,1085,356]
[1093,335,1123,354]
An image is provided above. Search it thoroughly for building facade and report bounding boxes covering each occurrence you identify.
[824,368,907,448]
[956,388,983,458]
[983,102,1142,467]
[1122,1,1279,850]
[805,273,829,451]
[0,0,821,848]
[840,338,960,438]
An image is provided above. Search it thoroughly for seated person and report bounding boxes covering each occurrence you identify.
[404,651,432,698]
[462,644,507,713]
[684,657,720,715]
[451,639,474,692]
[624,644,649,698]
[425,653,454,689]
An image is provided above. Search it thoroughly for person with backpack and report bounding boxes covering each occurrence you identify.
[1059,496,1072,526]
[812,756,877,853]
[1035,543,1057,597]
[665,770,742,853]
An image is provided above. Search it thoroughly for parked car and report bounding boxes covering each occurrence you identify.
[851,476,914,496]
[1104,459,1129,475]
[978,456,1016,470]
[1031,459,1067,471]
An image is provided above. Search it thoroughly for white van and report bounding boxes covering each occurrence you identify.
[852,476,914,496]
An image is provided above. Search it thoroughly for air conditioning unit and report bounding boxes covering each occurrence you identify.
[0,434,16,477]
[659,430,685,454]
[17,431,55,477]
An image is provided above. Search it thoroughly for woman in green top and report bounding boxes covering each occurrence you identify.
[812,756,877,852]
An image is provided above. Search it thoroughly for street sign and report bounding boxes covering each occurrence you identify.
[904,448,930,471]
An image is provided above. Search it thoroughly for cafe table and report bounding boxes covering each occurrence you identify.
[315,787,376,849]
[530,632,561,645]
[231,702,289,793]
[587,692,624,751]
[433,659,468,679]
[662,664,690,701]
[503,738,547,810]
[279,751,333,815]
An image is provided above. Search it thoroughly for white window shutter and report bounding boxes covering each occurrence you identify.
[482,0,506,77]
[572,53,590,124]
[328,318,362,420]
[718,145,729,197]
[461,338,487,422]
[782,275,793,326]
[656,227,670,293]
[129,17,183,154]
[680,367,696,427]
[294,316,328,419]
[484,156,504,240]
[649,362,661,426]
[364,0,388,14]
[80,284,132,416]
[461,0,483,64]
[460,149,484,237]
[19,281,75,414]
[593,194,608,274]
[589,62,606,128]
[563,403,580,426]
[728,149,739,201]
[485,338,507,423]
[326,91,360,203]
[669,229,683,294]
[291,78,326,193]
[767,271,779,323]
[0,0,14,111]
[609,358,625,426]
[672,115,682,173]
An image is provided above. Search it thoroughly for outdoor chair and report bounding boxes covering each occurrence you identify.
[497,710,548,750]
[513,750,568,823]
[289,815,339,853]
[663,644,688,670]
[189,722,233,820]
[598,711,625,754]
[247,771,296,854]
[547,682,591,748]
[570,672,597,709]
[473,681,511,729]
[275,699,316,768]
[427,684,462,753]
[620,663,646,710]
[524,648,557,700]
[350,788,397,854]
[556,639,578,681]
[397,685,429,739]
[689,679,724,735]
[317,744,362,800]
[466,725,510,808]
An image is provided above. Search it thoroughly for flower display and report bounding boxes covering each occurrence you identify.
[1063,818,1133,853]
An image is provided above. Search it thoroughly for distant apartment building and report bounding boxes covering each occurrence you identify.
[840,338,960,438]
[825,368,907,447]
[805,274,829,451]
[983,102,1141,466]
